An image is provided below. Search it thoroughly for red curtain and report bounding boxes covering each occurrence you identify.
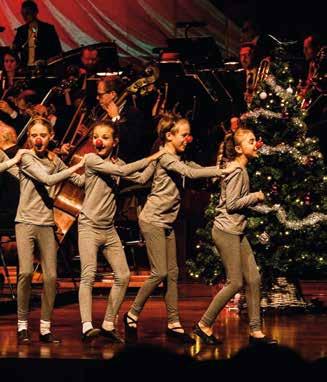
[0,0,240,59]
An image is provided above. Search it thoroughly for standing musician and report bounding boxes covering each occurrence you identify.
[12,1,62,67]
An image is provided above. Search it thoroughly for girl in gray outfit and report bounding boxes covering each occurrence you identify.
[193,128,277,346]
[124,114,238,344]
[15,117,85,345]
[78,121,164,343]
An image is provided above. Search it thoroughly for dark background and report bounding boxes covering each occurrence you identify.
[212,0,326,41]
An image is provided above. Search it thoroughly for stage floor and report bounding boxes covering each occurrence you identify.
[0,297,326,362]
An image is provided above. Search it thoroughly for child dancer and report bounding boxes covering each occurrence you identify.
[124,114,238,343]
[193,128,277,345]
[78,121,164,343]
[15,117,85,344]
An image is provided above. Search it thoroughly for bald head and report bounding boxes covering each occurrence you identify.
[0,123,17,150]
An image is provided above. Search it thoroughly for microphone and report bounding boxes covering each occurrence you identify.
[0,26,5,32]
[175,21,207,29]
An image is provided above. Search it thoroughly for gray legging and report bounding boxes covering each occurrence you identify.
[16,223,57,322]
[78,223,130,323]
[130,220,179,324]
[200,227,261,331]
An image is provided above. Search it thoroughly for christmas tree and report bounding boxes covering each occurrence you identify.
[187,42,327,291]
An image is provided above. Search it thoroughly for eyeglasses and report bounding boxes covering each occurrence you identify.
[97,92,108,98]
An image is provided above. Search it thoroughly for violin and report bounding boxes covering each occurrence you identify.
[16,77,78,145]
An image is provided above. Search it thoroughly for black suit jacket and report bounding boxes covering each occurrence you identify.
[115,103,147,163]
[0,145,20,229]
[13,20,62,65]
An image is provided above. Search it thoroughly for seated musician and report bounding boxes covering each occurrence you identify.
[239,42,258,105]
[96,77,147,162]
[0,89,40,135]
[301,34,327,162]
[79,47,103,76]
[0,49,24,99]
[300,34,326,98]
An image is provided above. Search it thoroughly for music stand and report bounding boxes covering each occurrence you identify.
[166,37,223,67]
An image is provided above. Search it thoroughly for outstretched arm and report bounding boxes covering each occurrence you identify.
[21,154,84,186]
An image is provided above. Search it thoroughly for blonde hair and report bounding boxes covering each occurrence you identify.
[0,123,17,146]
[157,112,189,142]
[27,117,54,135]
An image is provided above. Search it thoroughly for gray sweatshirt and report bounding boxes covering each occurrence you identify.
[15,152,84,226]
[214,166,260,235]
[79,153,153,229]
[139,152,223,228]
[0,150,19,178]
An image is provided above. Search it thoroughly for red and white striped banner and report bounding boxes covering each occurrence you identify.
[0,0,240,60]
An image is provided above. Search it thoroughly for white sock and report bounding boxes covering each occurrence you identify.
[18,320,28,332]
[102,320,114,331]
[82,322,93,334]
[40,320,51,336]
[168,322,184,333]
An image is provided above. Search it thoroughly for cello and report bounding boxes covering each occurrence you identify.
[53,66,160,243]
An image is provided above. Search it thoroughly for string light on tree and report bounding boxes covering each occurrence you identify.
[187,45,327,298]
[286,83,293,94]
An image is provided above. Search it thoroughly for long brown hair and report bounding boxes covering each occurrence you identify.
[217,128,254,167]
[90,120,120,140]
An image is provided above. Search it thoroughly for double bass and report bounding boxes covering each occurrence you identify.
[53,66,160,243]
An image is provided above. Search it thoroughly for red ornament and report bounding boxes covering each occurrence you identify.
[304,192,311,205]
[95,139,103,149]
[271,182,278,195]
[304,156,315,167]
[35,137,43,147]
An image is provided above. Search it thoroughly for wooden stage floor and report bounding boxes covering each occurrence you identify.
[0,296,326,362]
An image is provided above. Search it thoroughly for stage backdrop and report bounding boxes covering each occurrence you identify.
[0,0,240,61]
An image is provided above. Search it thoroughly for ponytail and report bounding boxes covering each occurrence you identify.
[217,127,254,166]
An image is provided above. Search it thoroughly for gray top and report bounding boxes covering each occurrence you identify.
[0,149,19,178]
[15,152,84,226]
[139,152,223,228]
[214,166,260,235]
[79,153,153,229]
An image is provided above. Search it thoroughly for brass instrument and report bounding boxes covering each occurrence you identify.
[253,57,271,91]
